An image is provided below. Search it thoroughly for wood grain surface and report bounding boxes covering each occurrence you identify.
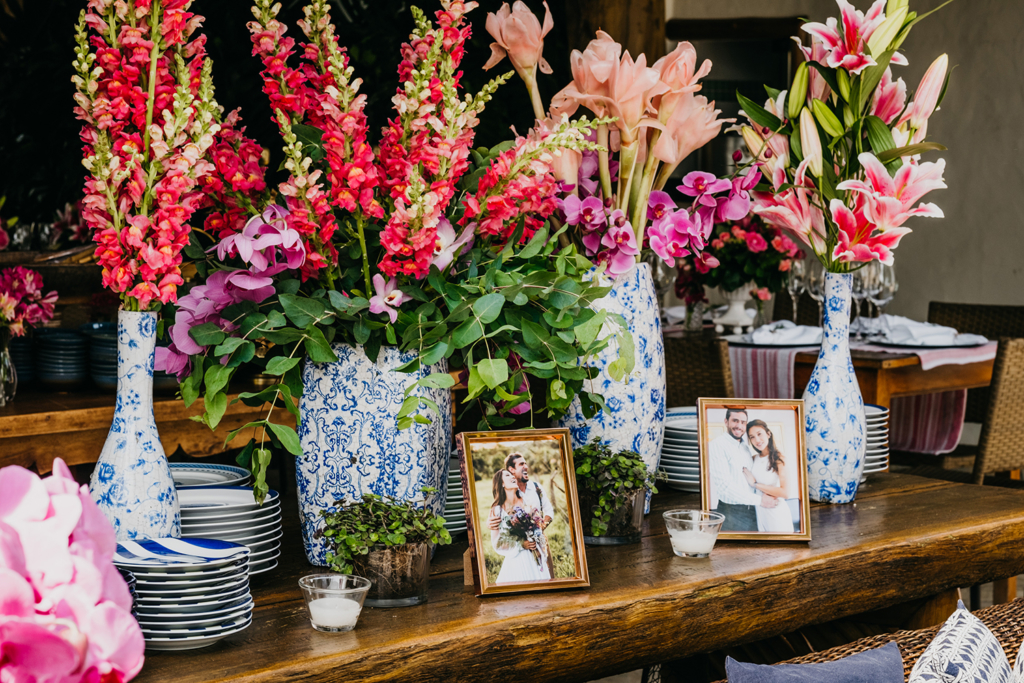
[135,474,1024,683]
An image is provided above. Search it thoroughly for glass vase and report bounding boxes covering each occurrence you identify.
[0,329,15,407]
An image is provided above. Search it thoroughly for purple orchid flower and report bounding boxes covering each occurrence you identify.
[561,195,607,232]
[715,170,763,222]
[369,274,410,324]
[431,218,475,272]
[647,190,678,223]
[213,205,305,275]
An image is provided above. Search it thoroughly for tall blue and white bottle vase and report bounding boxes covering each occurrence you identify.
[90,310,180,541]
[556,263,666,501]
[297,344,453,566]
[802,272,867,503]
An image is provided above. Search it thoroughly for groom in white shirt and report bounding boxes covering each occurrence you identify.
[708,408,778,532]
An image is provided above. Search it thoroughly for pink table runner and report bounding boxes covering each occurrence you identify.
[727,341,998,454]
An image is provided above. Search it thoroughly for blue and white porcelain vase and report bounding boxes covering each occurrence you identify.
[803,272,867,503]
[557,263,666,484]
[296,344,453,566]
[90,310,180,541]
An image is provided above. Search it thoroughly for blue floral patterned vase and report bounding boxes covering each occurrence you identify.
[89,310,180,541]
[557,263,666,495]
[297,344,453,566]
[803,272,866,503]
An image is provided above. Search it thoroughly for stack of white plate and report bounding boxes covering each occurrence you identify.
[443,456,467,536]
[169,463,251,488]
[659,407,701,493]
[863,404,891,476]
[113,538,253,651]
[179,487,282,575]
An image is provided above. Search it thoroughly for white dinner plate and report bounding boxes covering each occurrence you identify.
[143,618,252,651]
[249,560,278,575]
[170,463,251,488]
[664,482,700,492]
[180,498,281,520]
[135,576,248,595]
[137,582,249,605]
[182,514,282,534]
[136,592,251,614]
[137,605,251,629]
[131,560,249,582]
[186,525,283,544]
[138,597,254,621]
[177,487,279,513]
[140,614,251,636]
[665,414,699,431]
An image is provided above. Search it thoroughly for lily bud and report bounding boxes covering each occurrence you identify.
[811,99,845,138]
[836,69,851,101]
[842,104,855,128]
[867,6,908,57]
[887,0,909,14]
[788,63,809,121]
[741,125,777,174]
[910,53,948,130]
[800,109,823,178]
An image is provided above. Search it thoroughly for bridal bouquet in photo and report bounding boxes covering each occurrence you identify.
[507,505,544,566]
[737,0,952,272]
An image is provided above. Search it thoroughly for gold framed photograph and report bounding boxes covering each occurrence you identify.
[456,428,590,596]
[697,398,811,542]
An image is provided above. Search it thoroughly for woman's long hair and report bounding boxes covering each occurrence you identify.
[747,419,784,474]
[492,470,519,512]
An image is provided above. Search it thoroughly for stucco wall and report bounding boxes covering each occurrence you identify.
[667,0,1024,319]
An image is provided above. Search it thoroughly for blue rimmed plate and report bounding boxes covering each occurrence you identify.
[114,538,250,568]
[177,487,279,512]
[170,463,251,488]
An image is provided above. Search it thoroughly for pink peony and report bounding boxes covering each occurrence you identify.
[0,459,144,683]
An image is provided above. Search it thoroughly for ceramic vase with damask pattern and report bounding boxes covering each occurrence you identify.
[89,310,180,541]
[296,344,453,566]
[803,272,866,503]
[556,263,666,502]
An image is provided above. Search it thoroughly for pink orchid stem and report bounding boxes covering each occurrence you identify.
[596,124,613,201]
[629,129,662,249]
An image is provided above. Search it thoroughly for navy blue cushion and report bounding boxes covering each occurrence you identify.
[726,640,903,682]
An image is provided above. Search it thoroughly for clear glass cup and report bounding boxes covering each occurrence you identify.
[786,259,806,323]
[663,509,725,558]
[299,574,372,633]
[805,259,826,327]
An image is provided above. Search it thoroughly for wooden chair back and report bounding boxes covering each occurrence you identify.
[663,332,734,408]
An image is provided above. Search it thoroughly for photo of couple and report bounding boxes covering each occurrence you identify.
[459,429,589,595]
[699,401,811,541]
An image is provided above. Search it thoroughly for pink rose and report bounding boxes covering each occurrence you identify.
[778,259,792,272]
[752,287,771,301]
[745,232,768,253]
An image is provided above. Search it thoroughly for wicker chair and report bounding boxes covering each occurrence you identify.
[710,599,1024,683]
[928,302,1024,423]
[663,331,734,408]
[772,289,820,327]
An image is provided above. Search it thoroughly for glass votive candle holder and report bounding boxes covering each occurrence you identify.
[299,574,372,632]
[663,509,725,558]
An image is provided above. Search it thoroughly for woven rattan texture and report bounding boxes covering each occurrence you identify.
[928,302,1024,423]
[971,338,1024,482]
[664,332,734,408]
[710,599,1024,683]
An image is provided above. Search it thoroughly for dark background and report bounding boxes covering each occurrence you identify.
[0,0,573,226]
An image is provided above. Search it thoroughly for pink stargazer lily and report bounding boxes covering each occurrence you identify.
[803,0,895,75]
[752,163,828,255]
[369,274,410,324]
[793,37,832,103]
[870,68,907,125]
[836,153,946,233]
[904,54,949,133]
[829,196,911,265]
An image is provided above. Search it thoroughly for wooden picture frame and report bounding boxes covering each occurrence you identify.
[697,398,811,542]
[456,428,590,596]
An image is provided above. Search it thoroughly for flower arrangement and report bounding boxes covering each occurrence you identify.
[0,459,144,683]
[72,0,229,311]
[527,28,760,277]
[0,196,15,251]
[736,0,951,271]
[148,0,632,501]
[506,505,544,565]
[0,266,58,338]
[574,438,658,538]
[674,214,805,306]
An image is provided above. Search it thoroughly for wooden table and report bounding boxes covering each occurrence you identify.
[136,474,1024,683]
[0,386,291,474]
[794,349,994,408]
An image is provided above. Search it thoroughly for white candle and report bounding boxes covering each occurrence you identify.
[668,528,717,556]
[307,597,362,629]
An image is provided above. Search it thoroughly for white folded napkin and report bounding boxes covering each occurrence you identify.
[664,305,688,326]
[745,320,823,345]
[857,314,988,347]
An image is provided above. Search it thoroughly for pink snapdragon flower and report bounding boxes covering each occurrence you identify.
[0,459,144,683]
[368,274,410,324]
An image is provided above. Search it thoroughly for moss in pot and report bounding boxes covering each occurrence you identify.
[319,491,451,607]
[575,440,660,546]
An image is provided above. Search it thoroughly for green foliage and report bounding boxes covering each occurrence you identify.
[318,491,452,574]
[574,439,659,537]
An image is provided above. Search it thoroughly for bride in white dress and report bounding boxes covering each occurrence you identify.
[742,420,795,533]
[488,470,550,583]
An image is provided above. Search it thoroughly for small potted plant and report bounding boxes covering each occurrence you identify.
[575,439,659,545]
[319,492,451,607]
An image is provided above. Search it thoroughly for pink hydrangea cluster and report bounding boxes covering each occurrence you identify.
[248,0,383,282]
[73,0,222,310]
[0,459,144,683]
[377,1,485,278]
[0,266,58,338]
